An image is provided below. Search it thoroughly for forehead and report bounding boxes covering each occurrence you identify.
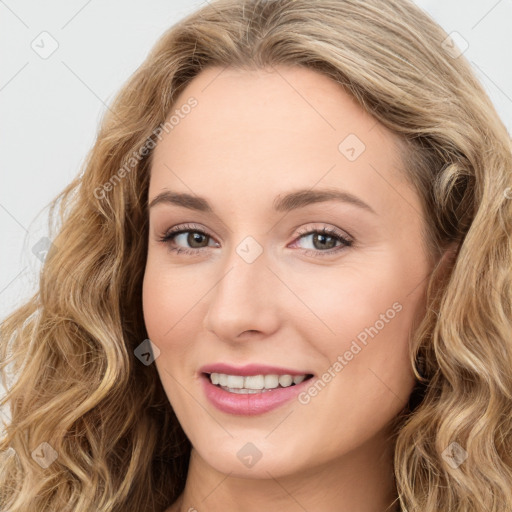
[149,65,415,221]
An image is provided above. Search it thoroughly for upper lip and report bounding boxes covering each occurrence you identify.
[199,363,314,377]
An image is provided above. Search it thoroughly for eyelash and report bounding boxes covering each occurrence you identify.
[157,222,353,258]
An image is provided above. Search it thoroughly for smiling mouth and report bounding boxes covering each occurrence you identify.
[203,372,314,394]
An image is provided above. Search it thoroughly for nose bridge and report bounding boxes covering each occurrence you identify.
[203,234,280,339]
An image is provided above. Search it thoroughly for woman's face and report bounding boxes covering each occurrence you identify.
[143,65,432,478]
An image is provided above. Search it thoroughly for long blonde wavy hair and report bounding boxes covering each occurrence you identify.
[1,0,512,510]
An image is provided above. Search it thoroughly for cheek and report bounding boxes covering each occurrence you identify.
[141,258,210,388]
[298,259,421,414]
[293,280,418,457]
[288,255,422,402]
[142,262,199,412]
[141,256,202,342]
[142,265,172,342]
[282,255,421,348]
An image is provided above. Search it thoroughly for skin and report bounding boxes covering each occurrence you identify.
[142,65,442,512]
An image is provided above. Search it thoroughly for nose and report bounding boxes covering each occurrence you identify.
[202,241,282,343]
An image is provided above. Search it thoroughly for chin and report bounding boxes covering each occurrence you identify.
[193,436,308,478]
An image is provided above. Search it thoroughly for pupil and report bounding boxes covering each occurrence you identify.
[314,233,335,250]
[189,232,207,248]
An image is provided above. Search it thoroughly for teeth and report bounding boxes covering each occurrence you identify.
[208,372,308,391]
[244,375,265,389]
[264,374,279,389]
[226,375,244,388]
[278,375,293,387]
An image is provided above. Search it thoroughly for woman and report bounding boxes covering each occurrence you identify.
[1,0,511,511]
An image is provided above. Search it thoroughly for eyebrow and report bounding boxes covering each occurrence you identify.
[148,188,376,215]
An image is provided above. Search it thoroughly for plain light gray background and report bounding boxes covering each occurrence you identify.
[1,1,511,414]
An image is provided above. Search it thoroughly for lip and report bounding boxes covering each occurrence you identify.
[199,363,311,376]
[199,363,314,416]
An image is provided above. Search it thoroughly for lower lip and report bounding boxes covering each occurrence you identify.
[201,373,313,416]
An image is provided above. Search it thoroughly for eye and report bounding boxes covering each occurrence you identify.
[157,223,219,256]
[157,223,353,258]
[290,225,353,258]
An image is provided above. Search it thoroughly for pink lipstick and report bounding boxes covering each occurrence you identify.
[199,363,314,416]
